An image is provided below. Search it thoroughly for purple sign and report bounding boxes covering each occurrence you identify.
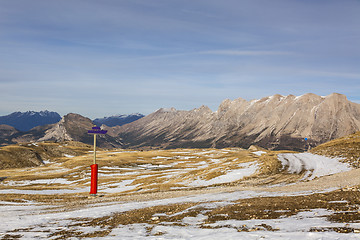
[88,127,107,134]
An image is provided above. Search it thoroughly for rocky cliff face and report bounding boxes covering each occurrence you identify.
[37,113,123,148]
[114,93,360,151]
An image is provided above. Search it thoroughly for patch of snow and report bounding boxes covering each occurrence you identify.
[252,151,266,156]
[138,164,170,169]
[189,162,259,187]
[178,156,194,160]
[278,153,351,180]
[295,94,304,100]
[101,180,140,193]
[0,188,88,194]
[42,159,51,164]
[2,178,73,186]
[152,156,168,159]
[64,154,75,158]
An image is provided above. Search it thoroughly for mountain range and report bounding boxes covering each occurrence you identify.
[1,93,359,151]
[110,93,360,151]
[0,112,142,148]
[0,111,61,131]
[93,113,144,127]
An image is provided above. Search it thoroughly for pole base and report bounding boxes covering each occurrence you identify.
[89,164,98,195]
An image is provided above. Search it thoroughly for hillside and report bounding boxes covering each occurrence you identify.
[0,124,19,146]
[0,141,92,169]
[311,131,360,168]
[113,93,360,151]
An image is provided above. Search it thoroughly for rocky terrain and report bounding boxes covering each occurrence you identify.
[113,93,360,151]
[35,113,123,148]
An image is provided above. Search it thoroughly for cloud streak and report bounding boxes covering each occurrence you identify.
[200,50,292,56]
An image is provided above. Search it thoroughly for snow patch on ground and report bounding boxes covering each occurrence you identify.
[188,162,259,187]
[252,151,267,156]
[278,153,351,180]
[101,180,140,193]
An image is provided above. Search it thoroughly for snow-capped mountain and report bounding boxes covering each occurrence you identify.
[93,113,144,127]
[0,111,61,131]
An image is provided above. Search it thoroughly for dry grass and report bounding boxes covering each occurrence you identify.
[311,131,360,168]
[2,141,360,238]
[0,145,294,203]
[0,141,93,169]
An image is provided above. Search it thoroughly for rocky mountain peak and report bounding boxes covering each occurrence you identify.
[114,93,360,151]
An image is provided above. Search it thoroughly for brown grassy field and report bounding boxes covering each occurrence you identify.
[1,141,360,239]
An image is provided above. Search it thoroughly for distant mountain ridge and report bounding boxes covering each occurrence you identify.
[93,113,144,127]
[1,93,360,151]
[113,93,360,151]
[0,111,141,147]
[0,111,61,131]
[5,113,123,148]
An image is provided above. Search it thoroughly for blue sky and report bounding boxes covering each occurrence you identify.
[0,0,359,118]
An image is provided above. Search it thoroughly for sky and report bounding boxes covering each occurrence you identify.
[0,0,359,119]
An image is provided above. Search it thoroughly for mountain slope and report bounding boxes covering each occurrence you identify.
[310,131,360,168]
[93,113,144,127]
[0,141,93,169]
[0,125,19,146]
[114,93,360,150]
[0,111,61,131]
[37,113,123,148]
[4,113,123,148]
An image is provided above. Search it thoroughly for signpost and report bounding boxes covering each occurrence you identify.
[88,126,107,196]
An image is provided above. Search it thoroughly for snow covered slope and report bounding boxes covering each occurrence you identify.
[278,153,352,180]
